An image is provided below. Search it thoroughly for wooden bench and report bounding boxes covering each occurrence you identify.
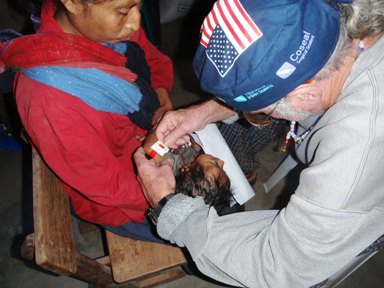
[21,149,187,287]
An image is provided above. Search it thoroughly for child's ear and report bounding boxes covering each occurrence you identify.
[60,0,85,15]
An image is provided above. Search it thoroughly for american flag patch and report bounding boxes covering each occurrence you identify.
[200,0,263,77]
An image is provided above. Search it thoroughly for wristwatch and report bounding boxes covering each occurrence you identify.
[147,193,175,225]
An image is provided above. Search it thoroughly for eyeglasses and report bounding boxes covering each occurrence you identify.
[243,100,280,128]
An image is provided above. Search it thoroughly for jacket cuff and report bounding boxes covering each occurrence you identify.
[157,194,206,239]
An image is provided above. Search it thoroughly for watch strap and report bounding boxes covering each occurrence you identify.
[147,193,175,225]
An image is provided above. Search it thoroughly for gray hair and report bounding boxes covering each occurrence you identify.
[315,0,384,81]
[339,0,384,39]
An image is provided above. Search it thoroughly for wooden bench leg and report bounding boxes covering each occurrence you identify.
[21,234,116,287]
[21,233,35,261]
[20,233,116,287]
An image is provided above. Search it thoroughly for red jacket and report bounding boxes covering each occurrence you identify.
[5,0,173,226]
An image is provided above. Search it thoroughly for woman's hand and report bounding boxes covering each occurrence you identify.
[152,88,173,125]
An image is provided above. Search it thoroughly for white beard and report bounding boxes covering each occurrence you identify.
[273,97,313,121]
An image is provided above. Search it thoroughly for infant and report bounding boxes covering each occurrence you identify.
[142,129,232,213]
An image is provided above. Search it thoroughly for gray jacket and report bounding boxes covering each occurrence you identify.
[156,35,384,288]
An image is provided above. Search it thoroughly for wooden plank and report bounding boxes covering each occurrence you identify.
[73,252,115,286]
[129,267,185,288]
[106,231,187,283]
[32,149,77,275]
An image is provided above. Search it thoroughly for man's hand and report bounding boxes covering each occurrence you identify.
[155,106,208,148]
[134,147,176,207]
[155,99,235,148]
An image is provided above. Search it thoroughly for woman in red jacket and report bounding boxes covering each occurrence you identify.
[1,0,173,242]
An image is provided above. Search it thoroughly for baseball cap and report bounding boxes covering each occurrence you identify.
[193,0,340,111]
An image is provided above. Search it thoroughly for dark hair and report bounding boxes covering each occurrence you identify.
[175,162,232,214]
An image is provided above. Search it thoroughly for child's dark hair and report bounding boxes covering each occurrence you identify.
[175,163,232,214]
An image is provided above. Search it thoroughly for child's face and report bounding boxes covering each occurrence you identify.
[60,0,142,43]
[194,154,229,184]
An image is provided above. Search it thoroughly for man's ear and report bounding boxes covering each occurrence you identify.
[60,0,85,15]
[286,82,321,101]
[286,82,324,114]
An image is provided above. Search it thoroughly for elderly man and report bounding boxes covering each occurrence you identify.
[134,0,384,287]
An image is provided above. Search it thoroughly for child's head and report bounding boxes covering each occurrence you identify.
[143,129,232,213]
[176,154,232,213]
[56,0,142,43]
